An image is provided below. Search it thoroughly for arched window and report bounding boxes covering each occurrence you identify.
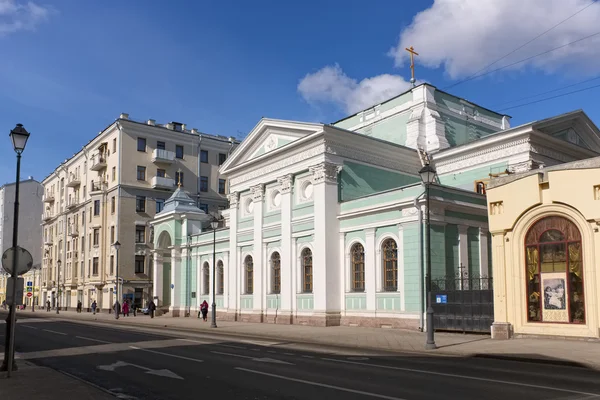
[245,256,254,294]
[217,260,224,295]
[382,239,398,292]
[351,243,365,292]
[525,216,585,324]
[271,252,281,294]
[202,262,209,295]
[302,248,312,293]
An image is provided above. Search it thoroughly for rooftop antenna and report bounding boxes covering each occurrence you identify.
[405,46,419,87]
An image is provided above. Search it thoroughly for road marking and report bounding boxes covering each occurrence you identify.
[76,336,111,344]
[251,348,260,351]
[302,355,314,359]
[98,360,183,380]
[321,358,600,397]
[176,338,215,345]
[236,368,406,399]
[284,352,294,356]
[129,346,203,363]
[42,329,67,335]
[21,325,38,330]
[212,351,294,365]
[267,350,277,353]
[218,344,247,350]
[212,351,254,359]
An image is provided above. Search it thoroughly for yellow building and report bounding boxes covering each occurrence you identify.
[486,157,600,339]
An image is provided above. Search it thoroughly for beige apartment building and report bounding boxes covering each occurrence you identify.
[41,114,238,311]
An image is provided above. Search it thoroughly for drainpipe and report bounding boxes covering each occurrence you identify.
[414,194,425,331]
[197,135,202,207]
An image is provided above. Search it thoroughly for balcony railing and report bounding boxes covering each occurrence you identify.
[67,197,79,209]
[44,237,53,246]
[90,181,106,193]
[90,155,107,171]
[66,174,81,187]
[42,212,53,222]
[152,149,175,164]
[68,224,78,237]
[151,176,176,190]
[43,193,55,203]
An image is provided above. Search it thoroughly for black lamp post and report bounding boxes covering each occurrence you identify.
[210,218,219,328]
[56,259,61,314]
[419,162,437,350]
[113,241,121,319]
[1,123,30,376]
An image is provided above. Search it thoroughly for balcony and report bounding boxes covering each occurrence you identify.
[68,224,78,237]
[66,173,81,187]
[90,155,107,171]
[151,176,176,190]
[44,193,55,203]
[44,237,53,246]
[90,181,106,194]
[67,197,79,209]
[152,149,175,164]
[42,212,53,222]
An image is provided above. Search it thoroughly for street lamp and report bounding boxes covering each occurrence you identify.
[210,218,219,328]
[419,162,437,350]
[113,241,120,320]
[1,123,31,376]
[31,266,38,312]
[56,260,61,314]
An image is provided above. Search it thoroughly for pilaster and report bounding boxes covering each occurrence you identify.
[170,248,181,312]
[339,232,346,312]
[227,192,239,313]
[490,230,512,339]
[278,174,293,317]
[397,224,405,311]
[458,225,469,277]
[364,228,376,311]
[252,184,265,316]
[479,227,489,277]
[223,251,230,309]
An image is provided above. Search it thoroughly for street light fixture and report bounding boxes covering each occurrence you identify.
[419,162,437,350]
[56,259,61,314]
[1,123,30,376]
[113,241,121,320]
[210,218,219,328]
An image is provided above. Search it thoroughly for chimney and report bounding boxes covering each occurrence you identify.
[147,119,156,126]
[28,176,33,180]
[119,113,129,120]
[228,136,236,143]
[181,124,187,131]
[191,128,198,134]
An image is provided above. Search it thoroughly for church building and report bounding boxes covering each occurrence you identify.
[150,83,600,338]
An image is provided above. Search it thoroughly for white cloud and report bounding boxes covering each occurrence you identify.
[391,0,600,79]
[298,64,414,114]
[0,0,52,36]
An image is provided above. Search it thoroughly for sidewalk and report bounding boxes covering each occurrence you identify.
[11,309,600,370]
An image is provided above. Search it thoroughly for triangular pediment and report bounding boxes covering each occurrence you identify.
[220,119,324,173]
[534,110,600,154]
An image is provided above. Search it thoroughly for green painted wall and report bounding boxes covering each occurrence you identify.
[264,228,282,239]
[345,230,365,247]
[292,221,314,233]
[444,224,459,278]
[297,235,313,244]
[264,212,281,225]
[429,186,487,206]
[376,226,397,241]
[376,293,402,311]
[345,294,366,310]
[238,233,254,243]
[266,295,281,309]
[292,203,313,218]
[340,210,403,230]
[340,184,422,213]
[402,223,421,313]
[467,227,480,277]
[445,210,488,223]
[296,294,314,310]
[438,162,509,191]
[241,295,253,309]
[339,161,420,202]
[162,262,171,306]
[238,219,253,231]
[333,91,412,130]
[355,112,410,146]
[429,224,446,279]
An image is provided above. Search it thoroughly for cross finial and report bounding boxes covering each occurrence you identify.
[405,46,419,87]
[177,168,182,188]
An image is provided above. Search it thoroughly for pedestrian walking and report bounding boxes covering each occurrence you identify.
[122,300,130,317]
[77,300,82,313]
[46,300,51,312]
[148,300,156,319]
[91,300,97,315]
[113,300,121,317]
[200,300,209,321]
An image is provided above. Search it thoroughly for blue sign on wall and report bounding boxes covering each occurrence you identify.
[436,294,448,304]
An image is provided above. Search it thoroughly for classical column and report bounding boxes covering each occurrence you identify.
[339,233,347,314]
[458,225,469,281]
[479,227,489,277]
[364,228,376,312]
[227,192,239,315]
[277,174,293,322]
[310,162,342,325]
[490,230,511,339]
[252,184,265,319]
[397,224,405,311]
[170,247,181,316]
[152,252,163,306]
[291,238,297,312]
[222,251,230,309]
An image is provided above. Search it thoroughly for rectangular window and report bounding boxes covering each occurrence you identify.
[93,228,99,246]
[175,171,184,187]
[81,261,84,278]
[136,196,146,213]
[111,196,115,214]
[135,226,146,243]
[113,138,116,153]
[81,236,85,252]
[200,150,208,163]
[112,167,116,181]
[218,179,226,194]
[135,255,145,274]
[156,141,165,150]
[200,176,208,192]
[157,168,166,178]
[110,226,115,244]
[110,255,114,275]
[218,153,227,166]
[92,257,99,276]
[199,203,208,213]
[156,199,165,213]
[137,137,146,152]
[475,181,487,195]
[137,166,146,181]
[176,145,184,159]
[93,200,100,216]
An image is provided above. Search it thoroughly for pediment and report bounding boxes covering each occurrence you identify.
[220,119,324,173]
[534,111,600,154]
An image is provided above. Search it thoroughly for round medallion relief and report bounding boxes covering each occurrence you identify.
[272,190,281,208]
[302,182,313,200]
[245,198,254,214]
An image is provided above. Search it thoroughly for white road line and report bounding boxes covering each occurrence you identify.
[284,353,294,356]
[267,350,277,353]
[251,348,260,352]
[176,338,215,345]
[21,325,38,330]
[42,329,67,336]
[217,344,247,350]
[321,358,600,397]
[302,355,314,359]
[212,351,254,360]
[76,336,111,344]
[129,346,203,363]
[236,367,407,400]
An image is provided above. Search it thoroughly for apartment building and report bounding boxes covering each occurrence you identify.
[41,114,238,311]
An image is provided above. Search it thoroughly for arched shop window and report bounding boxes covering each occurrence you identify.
[525,216,585,324]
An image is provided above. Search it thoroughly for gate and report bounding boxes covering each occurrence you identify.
[430,272,494,333]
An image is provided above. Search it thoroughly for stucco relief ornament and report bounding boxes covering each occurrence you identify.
[251,184,265,202]
[227,192,239,208]
[277,174,293,194]
[309,162,342,184]
[265,136,277,152]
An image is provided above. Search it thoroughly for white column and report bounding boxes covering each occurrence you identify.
[310,162,342,318]
[170,248,181,312]
[252,184,265,315]
[278,174,293,317]
[227,192,239,313]
[196,255,201,309]
[291,238,297,312]
[223,251,230,309]
[153,253,163,305]
[397,224,405,311]
[458,225,469,275]
[339,232,347,313]
[262,242,268,310]
[479,227,489,277]
[364,228,376,311]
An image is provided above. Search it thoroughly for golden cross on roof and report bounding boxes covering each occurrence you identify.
[405,46,419,86]
[177,168,182,188]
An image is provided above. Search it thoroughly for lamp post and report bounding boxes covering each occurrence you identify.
[419,162,437,350]
[113,241,121,320]
[210,218,219,328]
[1,123,31,376]
[56,259,61,314]
[31,266,38,312]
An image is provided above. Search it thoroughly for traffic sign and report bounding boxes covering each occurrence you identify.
[27,281,32,287]
[26,292,32,298]
[26,286,32,293]
[1,246,33,276]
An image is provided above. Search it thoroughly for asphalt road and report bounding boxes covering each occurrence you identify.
[4,314,600,400]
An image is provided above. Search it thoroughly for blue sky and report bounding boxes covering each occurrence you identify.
[1,0,599,185]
